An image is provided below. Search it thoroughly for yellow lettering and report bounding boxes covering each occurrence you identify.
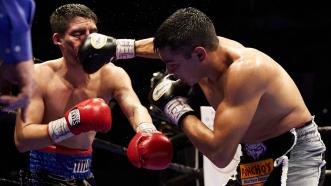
[240,159,274,179]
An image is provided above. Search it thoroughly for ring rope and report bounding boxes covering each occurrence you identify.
[318,126,331,134]
[92,138,202,177]
[92,137,331,178]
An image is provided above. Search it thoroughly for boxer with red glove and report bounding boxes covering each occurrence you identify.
[48,98,112,143]
[127,122,173,170]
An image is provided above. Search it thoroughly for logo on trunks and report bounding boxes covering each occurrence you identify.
[244,143,267,160]
[152,80,172,101]
[68,108,81,128]
[73,159,91,173]
[239,159,274,185]
[90,33,107,49]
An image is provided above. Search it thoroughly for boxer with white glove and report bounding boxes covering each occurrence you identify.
[78,33,135,74]
[149,74,194,128]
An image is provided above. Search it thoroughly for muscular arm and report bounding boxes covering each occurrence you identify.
[135,38,160,59]
[134,36,245,60]
[110,67,153,131]
[181,61,265,168]
[0,0,36,118]
[14,85,51,152]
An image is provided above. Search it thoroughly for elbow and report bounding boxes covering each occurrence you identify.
[208,153,233,169]
[207,149,237,168]
[15,144,28,153]
[204,143,241,169]
[15,142,30,153]
[14,136,30,153]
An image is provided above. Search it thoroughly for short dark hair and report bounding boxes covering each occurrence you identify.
[154,7,219,58]
[50,4,98,35]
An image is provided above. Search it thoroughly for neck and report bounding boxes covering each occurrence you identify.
[59,57,90,87]
[204,48,232,83]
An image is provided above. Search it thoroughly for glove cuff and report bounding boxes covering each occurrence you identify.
[136,122,157,134]
[164,97,194,127]
[48,117,74,143]
[116,39,135,59]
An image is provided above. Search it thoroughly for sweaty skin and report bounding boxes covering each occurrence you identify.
[14,17,152,152]
[135,36,311,168]
[197,37,311,143]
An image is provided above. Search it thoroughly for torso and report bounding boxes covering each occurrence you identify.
[199,37,311,143]
[34,58,117,149]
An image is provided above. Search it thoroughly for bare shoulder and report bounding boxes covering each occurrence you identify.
[34,59,58,76]
[96,63,134,100]
[234,48,277,72]
[33,59,59,89]
[99,63,129,77]
[218,36,245,48]
[227,48,277,90]
[98,63,132,86]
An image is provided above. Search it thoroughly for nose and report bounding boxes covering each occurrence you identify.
[80,35,89,43]
[81,30,95,41]
[83,31,92,39]
[86,30,92,35]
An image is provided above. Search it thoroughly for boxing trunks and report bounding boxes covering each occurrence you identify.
[226,117,326,186]
[21,145,95,186]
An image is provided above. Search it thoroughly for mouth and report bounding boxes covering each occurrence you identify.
[178,78,189,85]
[171,74,191,85]
[172,74,181,80]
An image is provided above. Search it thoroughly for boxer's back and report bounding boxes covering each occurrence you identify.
[199,42,311,143]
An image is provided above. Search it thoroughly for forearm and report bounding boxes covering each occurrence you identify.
[181,115,235,168]
[16,60,34,77]
[127,105,154,131]
[181,115,215,152]
[79,34,161,74]
[14,123,52,152]
[15,59,35,86]
[135,38,160,59]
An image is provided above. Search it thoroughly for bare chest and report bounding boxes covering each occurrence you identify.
[42,77,106,121]
[198,79,293,143]
[199,80,224,109]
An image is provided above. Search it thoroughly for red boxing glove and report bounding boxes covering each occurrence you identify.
[48,98,112,143]
[127,123,173,170]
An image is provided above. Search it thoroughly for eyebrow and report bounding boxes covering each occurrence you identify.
[70,27,98,34]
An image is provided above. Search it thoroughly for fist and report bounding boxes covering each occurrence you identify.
[127,131,173,170]
[65,98,112,134]
[149,74,194,126]
[48,98,112,143]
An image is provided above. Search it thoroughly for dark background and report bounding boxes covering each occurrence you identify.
[1,0,331,185]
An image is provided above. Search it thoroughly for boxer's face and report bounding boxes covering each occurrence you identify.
[160,47,200,86]
[61,17,97,62]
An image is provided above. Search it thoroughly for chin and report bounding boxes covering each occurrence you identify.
[187,82,194,86]
[178,77,194,86]
[184,80,195,86]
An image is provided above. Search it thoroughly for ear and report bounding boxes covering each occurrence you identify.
[52,33,62,45]
[193,47,206,62]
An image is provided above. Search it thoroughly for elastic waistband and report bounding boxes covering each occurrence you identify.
[30,147,93,179]
[39,145,92,155]
[296,119,313,129]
